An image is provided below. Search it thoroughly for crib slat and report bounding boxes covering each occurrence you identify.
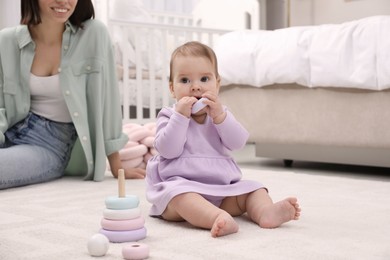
[147,29,157,120]
[161,29,170,109]
[121,25,130,122]
[134,28,144,121]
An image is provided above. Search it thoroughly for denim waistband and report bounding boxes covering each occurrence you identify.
[5,112,77,164]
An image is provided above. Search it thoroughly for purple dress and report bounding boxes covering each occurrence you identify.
[145,106,264,216]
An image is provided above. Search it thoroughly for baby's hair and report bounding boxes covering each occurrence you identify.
[169,41,220,82]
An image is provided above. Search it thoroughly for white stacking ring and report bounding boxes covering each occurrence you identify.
[103,207,141,220]
[105,195,139,210]
[101,216,145,231]
[99,227,147,243]
[122,243,150,260]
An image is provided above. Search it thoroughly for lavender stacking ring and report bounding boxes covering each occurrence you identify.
[99,227,147,243]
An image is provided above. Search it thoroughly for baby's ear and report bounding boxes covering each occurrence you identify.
[216,77,221,91]
[169,82,176,98]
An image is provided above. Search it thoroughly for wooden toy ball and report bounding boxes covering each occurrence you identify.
[87,233,109,257]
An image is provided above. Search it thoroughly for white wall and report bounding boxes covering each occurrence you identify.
[193,0,260,30]
[310,0,390,25]
[265,0,390,29]
[0,0,20,29]
[143,0,199,14]
[289,0,390,27]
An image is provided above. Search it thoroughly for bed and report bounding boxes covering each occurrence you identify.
[216,15,390,168]
[108,13,390,168]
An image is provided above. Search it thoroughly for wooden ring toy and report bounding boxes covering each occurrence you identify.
[99,227,147,243]
[103,207,141,220]
[122,243,150,260]
[101,216,145,231]
[105,195,139,210]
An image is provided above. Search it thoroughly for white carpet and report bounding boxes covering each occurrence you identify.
[1,169,390,260]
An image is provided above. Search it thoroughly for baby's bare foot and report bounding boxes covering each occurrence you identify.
[211,212,239,237]
[258,197,301,228]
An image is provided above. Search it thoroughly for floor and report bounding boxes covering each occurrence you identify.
[232,144,390,181]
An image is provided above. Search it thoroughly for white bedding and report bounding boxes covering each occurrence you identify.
[215,16,390,91]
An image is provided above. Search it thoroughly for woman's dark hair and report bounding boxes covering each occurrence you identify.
[21,0,95,28]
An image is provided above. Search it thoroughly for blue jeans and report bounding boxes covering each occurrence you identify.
[0,112,77,189]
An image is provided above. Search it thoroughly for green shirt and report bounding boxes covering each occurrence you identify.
[0,19,128,181]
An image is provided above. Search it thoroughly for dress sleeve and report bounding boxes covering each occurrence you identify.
[154,108,190,159]
[215,109,249,151]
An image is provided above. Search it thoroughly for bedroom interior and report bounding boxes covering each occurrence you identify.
[0,0,389,259]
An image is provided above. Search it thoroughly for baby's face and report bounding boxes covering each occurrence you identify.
[170,55,219,101]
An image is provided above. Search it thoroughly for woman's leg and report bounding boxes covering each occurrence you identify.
[0,112,77,190]
[162,192,239,237]
[0,144,64,189]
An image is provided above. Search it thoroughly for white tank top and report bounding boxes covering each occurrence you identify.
[30,73,72,123]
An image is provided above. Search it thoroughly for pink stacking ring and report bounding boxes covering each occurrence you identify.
[122,243,149,260]
[99,227,147,243]
[105,195,139,210]
[101,216,145,231]
[103,207,141,220]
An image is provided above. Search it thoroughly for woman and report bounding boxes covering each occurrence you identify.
[0,0,145,190]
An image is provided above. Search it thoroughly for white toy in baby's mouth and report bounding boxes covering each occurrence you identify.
[191,98,208,114]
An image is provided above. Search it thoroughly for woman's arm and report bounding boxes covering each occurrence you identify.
[108,151,146,179]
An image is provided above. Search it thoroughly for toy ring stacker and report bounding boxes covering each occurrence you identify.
[191,97,208,114]
[122,243,150,260]
[99,169,147,242]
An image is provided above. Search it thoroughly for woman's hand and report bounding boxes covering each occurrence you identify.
[108,152,146,179]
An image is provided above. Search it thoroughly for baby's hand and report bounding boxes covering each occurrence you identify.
[202,92,226,124]
[176,96,197,118]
